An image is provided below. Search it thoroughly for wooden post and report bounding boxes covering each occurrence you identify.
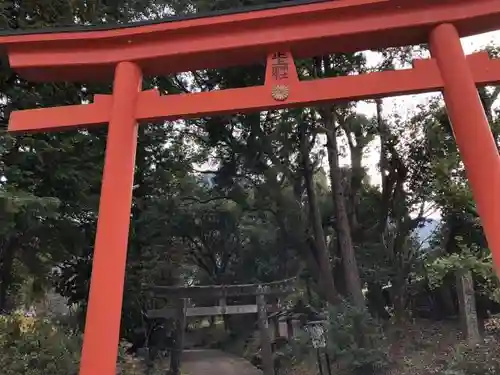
[220,297,229,331]
[324,352,333,375]
[316,349,324,375]
[271,300,280,339]
[170,299,187,375]
[272,316,280,340]
[286,318,294,339]
[257,291,275,375]
[79,61,142,375]
[219,297,227,312]
[456,270,481,343]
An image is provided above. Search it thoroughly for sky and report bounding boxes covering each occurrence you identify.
[201,30,500,223]
[352,31,500,192]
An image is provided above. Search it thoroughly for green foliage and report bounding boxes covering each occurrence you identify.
[277,303,389,374]
[426,237,500,302]
[278,303,389,375]
[0,312,164,375]
[443,338,500,375]
[0,312,81,375]
[278,330,312,368]
[325,302,389,375]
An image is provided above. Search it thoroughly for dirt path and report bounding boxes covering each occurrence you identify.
[182,349,263,375]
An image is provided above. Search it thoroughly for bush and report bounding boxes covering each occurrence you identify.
[274,302,389,375]
[279,330,312,366]
[0,312,162,375]
[444,338,500,375]
[325,302,389,375]
[117,342,148,375]
[0,312,81,375]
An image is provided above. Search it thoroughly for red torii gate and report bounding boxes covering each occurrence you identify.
[1,0,500,374]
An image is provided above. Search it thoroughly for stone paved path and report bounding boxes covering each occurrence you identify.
[182,349,263,375]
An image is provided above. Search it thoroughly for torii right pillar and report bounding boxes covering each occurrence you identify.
[430,24,500,270]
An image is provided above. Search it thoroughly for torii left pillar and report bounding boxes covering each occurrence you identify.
[79,61,142,375]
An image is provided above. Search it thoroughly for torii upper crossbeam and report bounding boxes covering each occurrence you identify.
[1,1,500,374]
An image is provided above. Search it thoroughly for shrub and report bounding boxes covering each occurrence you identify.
[0,312,162,375]
[274,302,389,375]
[0,312,81,375]
[325,302,389,375]
[117,342,148,375]
[279,329,313,366]
[443,338,500,375]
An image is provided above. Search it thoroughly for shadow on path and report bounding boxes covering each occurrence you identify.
[182,349,263,375]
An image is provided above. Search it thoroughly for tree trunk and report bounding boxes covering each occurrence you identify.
[299,123,341,306]
[273,197,332,304]
[333,240,348,298]
[0,243,15,312]
[438,282,457,317]
[366,282,390,320]
[478,87,499,148]
[392,278,407,324]
[456,269,481,344]
[347,146,363,232]
[323,112,365,308]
